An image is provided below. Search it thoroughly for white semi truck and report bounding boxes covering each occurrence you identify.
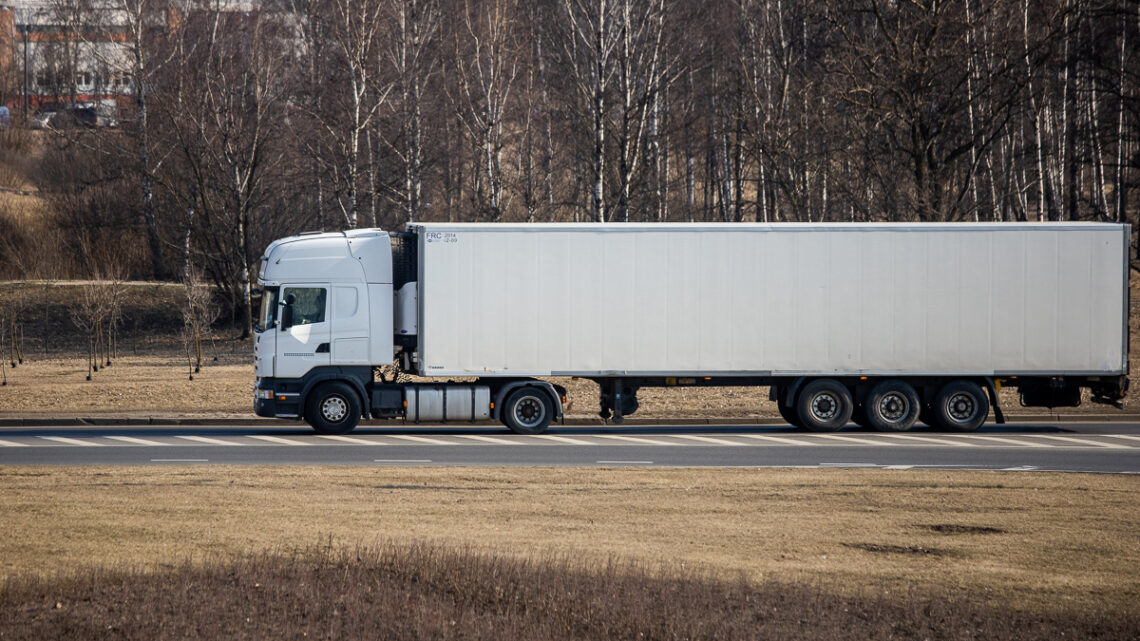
[253,222,1130,434]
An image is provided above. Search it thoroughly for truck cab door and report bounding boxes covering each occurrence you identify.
[276,284,331,379]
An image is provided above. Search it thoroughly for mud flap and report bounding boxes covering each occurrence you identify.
[984,378,1006,424]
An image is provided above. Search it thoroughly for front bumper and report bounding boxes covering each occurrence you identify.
[254,377,302,418]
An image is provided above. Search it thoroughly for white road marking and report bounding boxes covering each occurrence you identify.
[38,436,102,447]
[527,434,597,445]
[811,434,887,446]
[948,434,1054,448]
[105,436,165,446]
[737,434,817,446]
[1024,435,1130,449]
[669,434,741,446]
[0,439,29,447]
[884,465,914,469]
[453,435,525,445]
[316,435,382,445]
[875,434,977,447]
[1102,434,1140,444]
[248,435,311,446]
[374,459,432,463]
[593,434,678,446]
[596,460,654,465]
[387,434,456,445]
[151,458,208,462]
[176,435,246,446]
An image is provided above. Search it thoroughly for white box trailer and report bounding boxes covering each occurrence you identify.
[253,222,1129,434]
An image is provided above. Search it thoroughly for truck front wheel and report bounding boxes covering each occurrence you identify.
[306,382,362,435]
[796,379,853,432]
[502,387,554,434]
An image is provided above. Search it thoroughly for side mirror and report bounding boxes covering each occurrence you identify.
[279,294,295,330]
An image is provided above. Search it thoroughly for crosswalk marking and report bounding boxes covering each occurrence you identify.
[248,435,310,446]
[0,438,28,447]
[38,436,103,447]
[176,435,246,446]
[1026,435,1130,449]
[1103,434,1140,443]
[105,436,165,446]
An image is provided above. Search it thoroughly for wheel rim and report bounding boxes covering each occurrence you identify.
[945,392,978,423]
[321,395,348,423]
[513,397,546,429]
[810,392,839,420]
[877,392,910,424]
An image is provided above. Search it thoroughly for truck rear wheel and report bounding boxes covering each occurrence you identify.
[502,387,553,434]
[306,382,361,435]
[796,379,853,432]
[865,380,920,432]
[931,381,989,432]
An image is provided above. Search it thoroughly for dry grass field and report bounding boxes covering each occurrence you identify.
[0,466,1137,616]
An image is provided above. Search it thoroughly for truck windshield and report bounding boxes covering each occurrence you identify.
[256,286,278,332]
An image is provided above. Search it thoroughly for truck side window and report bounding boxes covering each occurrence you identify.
[283,287,327,325]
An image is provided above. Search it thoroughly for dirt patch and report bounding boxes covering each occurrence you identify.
[844,542,946,556]
[921,524,1007,535]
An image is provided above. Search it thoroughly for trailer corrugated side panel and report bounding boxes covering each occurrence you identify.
[412,223,1127,378]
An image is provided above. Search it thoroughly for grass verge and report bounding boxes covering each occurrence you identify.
[0,467,1136,617]
[2,542,1136,640]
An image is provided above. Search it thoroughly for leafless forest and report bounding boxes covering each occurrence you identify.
[0,0,1136,335]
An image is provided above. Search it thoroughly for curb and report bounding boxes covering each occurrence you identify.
[0,414,1137,428]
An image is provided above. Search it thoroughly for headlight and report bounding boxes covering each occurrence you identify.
[256,389,274,400]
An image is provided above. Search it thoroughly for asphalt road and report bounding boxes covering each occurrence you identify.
[0,421,1138,472]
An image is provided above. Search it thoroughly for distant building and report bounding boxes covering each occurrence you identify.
[0,1,131,121]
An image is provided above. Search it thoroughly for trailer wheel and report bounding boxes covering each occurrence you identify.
[306,382,361,435]
[502,387,554,434]
[866,380,920,432]
[932,381,989,432]
[796,379,853,432]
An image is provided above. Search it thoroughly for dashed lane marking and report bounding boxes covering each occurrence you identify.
[0,439,28,447]
[528,434,598,445]
[386,434,456,445]
[248,435,311,446]
[1103,434,1140,443]
[176,435,247,446]
[810,434,888,446]
[316,435,382,445]
[1025,435,1131,449]
[38,436,103,447]
[669,434,742,446]
[593,434,678,446]
[105,436,166,446]
[453,435,526,445]
[736,434,817,446]
[949,434,1054,448]
[875,433,978,447]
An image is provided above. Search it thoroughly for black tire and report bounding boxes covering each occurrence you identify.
[775,389,801,428]
[305,382,362,435]
[931,380,989,432]
[795,379,853,432]
[502,387,554,434]
[865,380,921,432]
